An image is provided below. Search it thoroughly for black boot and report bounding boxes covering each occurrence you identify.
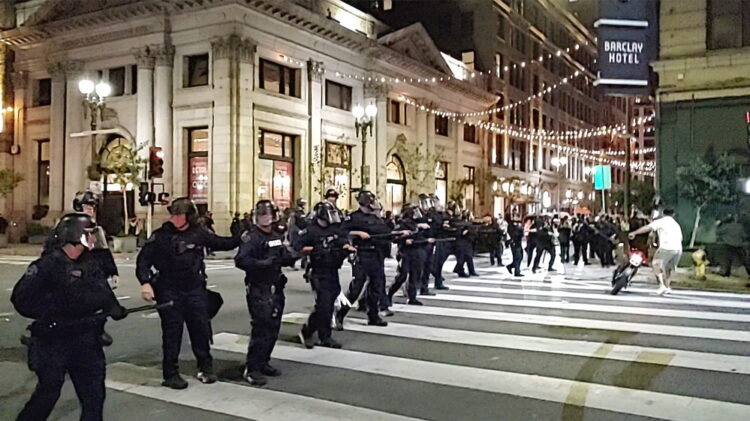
[162,374,188,390]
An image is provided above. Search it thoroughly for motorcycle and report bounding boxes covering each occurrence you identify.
[610,250,645,295]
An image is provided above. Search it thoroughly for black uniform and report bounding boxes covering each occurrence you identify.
[506,220,524,276]
[294,223,349,341]
[235,228,295,372]
[388,218,427,304]
[136,222,240,380]
[532,223,556,272]
[13,249,123,421]
[340,210,391,323]
[453,220,478,277]
[558,222,572,263]
[423,210,451,290]
[572,219,591,265]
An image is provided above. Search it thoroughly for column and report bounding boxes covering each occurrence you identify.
[63,61,85,210]
[154,44,174,197]
[7,71,27,224]
[46,65,66,216]
[365,81,389,199]
[134,47,155,217]
[415,101,428,196]
[210,35,255,233]
[425,104,437,193]
[307,59,324,201]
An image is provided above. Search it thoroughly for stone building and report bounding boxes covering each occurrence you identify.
[0,0,496,237]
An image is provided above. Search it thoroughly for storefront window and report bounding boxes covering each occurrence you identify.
[386,155,406,214]
[434,161,448,206]
[187,127,209,205]
[463,165,475,212]
[324,142,351,210]
[37,140,50,206]
[258,130,295,210]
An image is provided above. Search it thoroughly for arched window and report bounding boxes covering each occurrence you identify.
[385,154,406,214]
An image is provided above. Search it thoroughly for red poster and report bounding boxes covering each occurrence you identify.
[189,157,209,203]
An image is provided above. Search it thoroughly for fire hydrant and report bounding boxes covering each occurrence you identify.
[692,249,709,281]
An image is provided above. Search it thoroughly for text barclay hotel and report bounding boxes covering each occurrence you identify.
[604,41,644,64]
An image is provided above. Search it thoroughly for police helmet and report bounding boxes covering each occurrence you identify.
[51,213,98,250]
[167,197,200,223]
[401,203,423,220]
[446,201,460,216]
[72,190,99,212]
[296,198,307,209]
[324,187,339,200]
[357,190,381,213]
[313,201,342,226]
[253,200,279,227]
[418,194,434,212]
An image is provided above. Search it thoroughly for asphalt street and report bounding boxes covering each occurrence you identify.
[1,249,749,421]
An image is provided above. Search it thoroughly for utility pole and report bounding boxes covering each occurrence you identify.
[624,99,632,216]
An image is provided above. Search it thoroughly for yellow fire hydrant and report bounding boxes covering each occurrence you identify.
[692,249,709,281]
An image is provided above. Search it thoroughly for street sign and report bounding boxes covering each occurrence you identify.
[594,165,612,190]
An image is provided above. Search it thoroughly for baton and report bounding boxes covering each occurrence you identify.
[124,300,174,315]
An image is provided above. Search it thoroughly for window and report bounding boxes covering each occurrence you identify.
[33,78,51,107]
[497,14,507,40]
[496,94,505,119]
[258,130,295,210]
[510,138,527,172]
[386,155,406,214]
[130,65,138,94]
[495,53,504,78]
[260,59,301,98]
[389,100,408,125]
[325,142,352,209]
[463,124,477,143]
[463,166,475,212]
[37,140,50,206]
[108,67,125,97]
[325,80,352,110]
[494,134,505,166]
[435,161,448,205]
[184,54,209,87]
[187,127,209,205]
[435,115,449,136]
[707,0,750,49]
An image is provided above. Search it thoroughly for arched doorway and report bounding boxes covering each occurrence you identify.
[385,154,406,214]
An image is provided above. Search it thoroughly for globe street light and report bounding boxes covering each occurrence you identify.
[352,103,377,189]
[79,78,111,178]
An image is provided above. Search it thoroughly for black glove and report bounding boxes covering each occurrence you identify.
[109,303,128,321]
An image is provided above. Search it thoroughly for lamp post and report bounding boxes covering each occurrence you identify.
[352,103,377,190]
[78,79,111,174]
[551,155,568,212]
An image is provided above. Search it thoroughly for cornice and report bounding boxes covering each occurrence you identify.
[211,34,256,63]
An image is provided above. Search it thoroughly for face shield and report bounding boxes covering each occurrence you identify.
[254,201,279,227]
[92,226,109,250]
[316,202,342,227]
[411,207,423,220]
[80,228,98,250]
[418,196,435,212]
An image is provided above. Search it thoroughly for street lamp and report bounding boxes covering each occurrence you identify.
[79,78,111,177]
[352,103,377,189]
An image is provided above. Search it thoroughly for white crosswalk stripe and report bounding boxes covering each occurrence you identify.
[78,259,750,420]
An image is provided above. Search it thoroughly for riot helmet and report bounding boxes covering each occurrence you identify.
[72,190,99,212]
[324,187,339,200]
[446,201,460,217]
[357,190,382,215]
[401,204,423,221]
[167,197,200,225]
[296,198,307,210]
[253,200,279,228]
[313,201,342,227]
[51,213,98,250]
[418,194,434,212]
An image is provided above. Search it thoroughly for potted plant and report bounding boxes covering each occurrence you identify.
[26,222,52,245]
[104,141,147,254]
[0,169,24,247]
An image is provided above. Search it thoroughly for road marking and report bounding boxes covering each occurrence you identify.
[389,304,750,343]
[282,312,750,375]
[116,295,131,301]
[141,311,160,319]
[107,362,423,421]
[213,333,750,421]
[422,293,750,323]
[445,283,750,310]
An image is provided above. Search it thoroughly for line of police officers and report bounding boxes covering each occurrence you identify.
[11,188,498,420]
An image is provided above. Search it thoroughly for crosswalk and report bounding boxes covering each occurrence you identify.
[93,254,750,421]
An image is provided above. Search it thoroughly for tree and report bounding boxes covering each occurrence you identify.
[387,134,444,202]
[0,169,23,199]
[104,143,147,235]
[676,151,740,248]
[611,179,655,214]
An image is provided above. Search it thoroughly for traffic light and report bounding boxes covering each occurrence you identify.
[138,182,150,206]
[745,111,750,150]
[149,146,164,179]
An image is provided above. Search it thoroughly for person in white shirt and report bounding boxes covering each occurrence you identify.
[629,208,683,295]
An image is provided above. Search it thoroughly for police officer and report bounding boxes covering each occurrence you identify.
[532,216,557,273]
[452,210,478,278]
[386,204,432,307]
[295,201,355,349]
[336,191,406,328]
[505,213,525,277]
[136,197,241,389]
[424,198,453,291]
[12,213,127,421]
[235,200,297,386]
[73,190,119,289]
[572,215,592,265]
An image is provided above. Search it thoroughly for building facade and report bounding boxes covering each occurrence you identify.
[652,0,750,242]
[357,0,651,216]
[0,0,496,238]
